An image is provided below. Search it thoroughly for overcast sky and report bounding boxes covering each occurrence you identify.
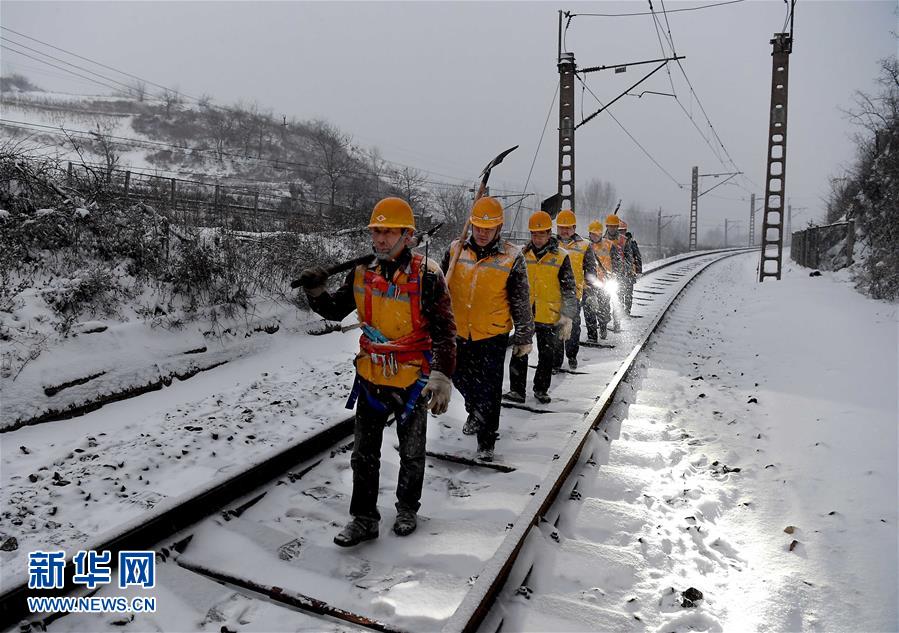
[2,1,897,237]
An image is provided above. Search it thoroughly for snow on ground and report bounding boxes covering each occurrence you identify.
[4,249,895,632]
[498,251,897,632]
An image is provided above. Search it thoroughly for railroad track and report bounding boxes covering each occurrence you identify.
[2,247,755,632]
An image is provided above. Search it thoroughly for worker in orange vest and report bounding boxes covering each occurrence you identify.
[584,219,612,340]
[442,196,534,462]
[553,210,599,370]
[598,214,626,332]
[297,197,457,546]
[506,210,578,404]
[618,220,643,314]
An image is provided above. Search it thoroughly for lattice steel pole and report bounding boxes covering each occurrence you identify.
[689,166,698,251]
[749,193,756,246]
[558,51,576,214]
[759,32,792,281]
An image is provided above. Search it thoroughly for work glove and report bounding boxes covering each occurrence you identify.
[557,315,573,341]
[421,370,452,416]
[297,266,328,297]
[512,343,533,357]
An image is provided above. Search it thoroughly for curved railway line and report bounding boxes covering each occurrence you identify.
[2,247,757,633]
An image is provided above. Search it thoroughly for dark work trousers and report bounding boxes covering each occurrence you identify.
[349,382,427,523]
[509,322,556,395]
[583,288,611,339]
[622,273,636,313]
[453,333,509,451]
[553,298,583,367]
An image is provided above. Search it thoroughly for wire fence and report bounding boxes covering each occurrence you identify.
[790,220,855,270]
[62,160,348,233]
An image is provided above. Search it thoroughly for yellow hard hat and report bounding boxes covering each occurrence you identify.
[470,196,504,228]
[528,210,553,232]
[588,220,603,234]
[368,197,415,230]
[605,214,620,226]
[619,220,628,231]
[556,209,577,227]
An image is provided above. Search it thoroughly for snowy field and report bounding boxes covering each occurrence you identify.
[2,250,896,632]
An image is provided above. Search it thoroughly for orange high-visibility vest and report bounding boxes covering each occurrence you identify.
[526,248,568,324]
[447,240,518,341]
[352,254,433,388]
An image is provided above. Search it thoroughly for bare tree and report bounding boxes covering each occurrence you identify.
[432,184,470,242]
[161,88,182,117]
[577,178,617,216]
[207,107,235,163]
[131,80,147,102]
[89,121,120,183]
[307,120,353,215]
[388,165,429,211]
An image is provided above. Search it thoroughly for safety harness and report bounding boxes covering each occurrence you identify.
[345,253,433,425]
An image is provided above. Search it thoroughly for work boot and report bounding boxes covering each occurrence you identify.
[600,325,608,340]
[587,334,598,343]
[392,510,417,537]
[462,413,480,436]
[333,518,378,547]
[551,367,561,375]
[503,390,525,403]
[534,391,552,404]
[476,445,495,462]
[568,358,578,370]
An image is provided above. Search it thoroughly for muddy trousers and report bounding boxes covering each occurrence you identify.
[509,322,557,396]
[622,273,636,313]
[349,382,427,523]
[453,333,509,451]
[583,289,611,339]
[553,298,583,367]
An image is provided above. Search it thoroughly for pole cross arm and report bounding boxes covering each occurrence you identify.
[579,55,685,74]
[699,172,742,197]
[576,61,671,130]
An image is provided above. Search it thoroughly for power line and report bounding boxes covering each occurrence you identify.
[575,76,684,189]
[0,119,500,192]
[569,0,745,18]
[1,45,128,96]
[0,25,201,104]
[511,80,559,230]
[0,36,153,100]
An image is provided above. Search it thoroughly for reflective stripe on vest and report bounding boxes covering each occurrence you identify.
[447,240,517,341]
[352,254,431,388]
[526,248,566,324]
[559,237,589,300]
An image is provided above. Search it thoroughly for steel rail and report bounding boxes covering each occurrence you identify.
[442,248,754,633]
[0,247,756,630]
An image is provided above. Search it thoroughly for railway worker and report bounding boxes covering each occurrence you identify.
[597,214,626,332]
[618,220,643,315]
[441,196,533,462]
[297,197,456,547]
[552,210,599,371]
[505,210,577,405]
[584,220,612,341]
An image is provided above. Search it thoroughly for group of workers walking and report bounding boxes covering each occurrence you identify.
[298,195,641,547]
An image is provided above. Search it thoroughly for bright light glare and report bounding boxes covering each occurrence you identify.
[604,279,620,295]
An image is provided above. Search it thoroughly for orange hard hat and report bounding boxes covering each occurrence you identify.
[605,214,620,226]
[368,197,415,230]
[528,210,553,232]
[470,196,504,229]
[556,209,577,227]
[588,220,603,234]
[619,220,628,231]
